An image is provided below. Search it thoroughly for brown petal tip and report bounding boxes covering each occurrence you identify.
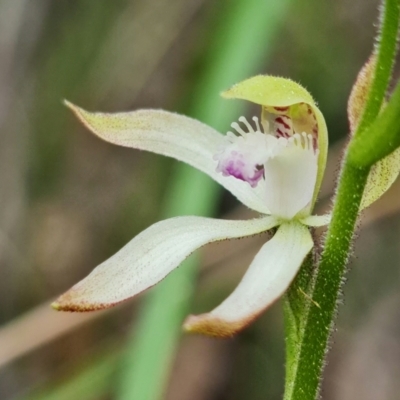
[50,300,103,312]
[50,300,96,312]
[51,291,114,312]
[183,314,249,338]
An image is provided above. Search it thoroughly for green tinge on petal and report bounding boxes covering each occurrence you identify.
[221,75,328,210]
[360,147,400,210]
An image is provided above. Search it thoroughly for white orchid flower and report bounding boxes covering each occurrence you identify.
[53,75,332,337]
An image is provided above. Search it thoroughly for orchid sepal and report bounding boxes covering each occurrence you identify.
[63,101,271,215]
[54,74,331,337]
[183,222,313,337]
[52,216,280,312]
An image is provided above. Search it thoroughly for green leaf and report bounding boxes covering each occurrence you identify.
[360,146,400,209]
[349,81,400,167]
[346,43,400,210]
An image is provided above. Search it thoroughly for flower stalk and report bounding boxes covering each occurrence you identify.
[283,0,400,398]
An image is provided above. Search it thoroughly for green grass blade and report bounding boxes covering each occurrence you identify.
[116,1,291,400]
[25,350,120,400]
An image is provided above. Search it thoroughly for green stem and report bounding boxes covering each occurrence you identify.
[347,0,400,166]
[352,0,399,136]
[284,163,369,400]
[283,0,400,399]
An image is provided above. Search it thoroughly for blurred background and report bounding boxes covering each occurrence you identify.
[1,0,400,399]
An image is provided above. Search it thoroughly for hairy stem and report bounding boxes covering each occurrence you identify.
[283,0,400,398]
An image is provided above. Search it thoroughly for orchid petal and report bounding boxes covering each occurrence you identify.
[263,136,319,219]
[52,215,279,311]
[183,222,313,337]
[221,75,328,209]
[64,102,270,214]
[300,214,331,227]
[360,147,400,210]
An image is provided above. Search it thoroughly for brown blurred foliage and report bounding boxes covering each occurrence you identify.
[1,0,400,399]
